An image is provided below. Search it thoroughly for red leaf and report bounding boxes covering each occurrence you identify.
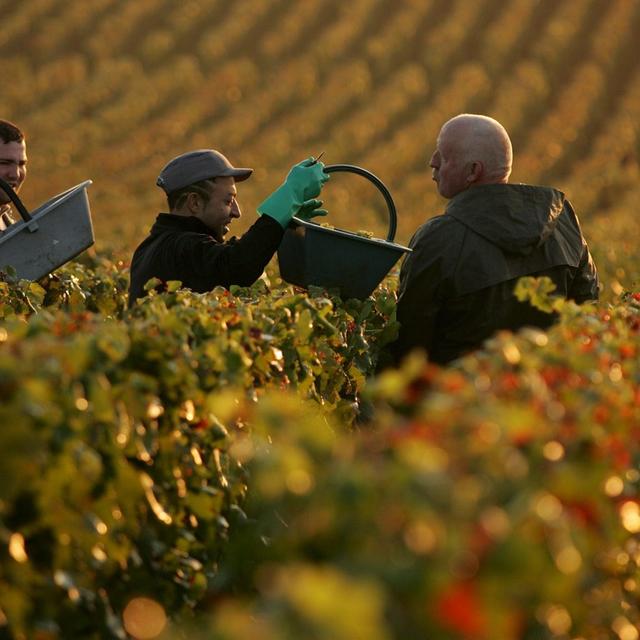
[434,580,487,638]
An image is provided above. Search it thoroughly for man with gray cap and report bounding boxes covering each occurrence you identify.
[128,149,329,305]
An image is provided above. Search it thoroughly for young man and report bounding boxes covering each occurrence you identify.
[0,120,28,231]
[387,114,599,365]
[128,149,329,305]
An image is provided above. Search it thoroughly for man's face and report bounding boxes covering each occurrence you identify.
[429,127,468,199]
[0,140,27,205]
[197,177,241,242]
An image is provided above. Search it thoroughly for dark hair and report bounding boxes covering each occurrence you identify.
[167,178,214,210]
[0,120,24,144]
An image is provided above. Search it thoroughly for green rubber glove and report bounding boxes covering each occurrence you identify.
[295,198,328,222]
[257,157,330,228]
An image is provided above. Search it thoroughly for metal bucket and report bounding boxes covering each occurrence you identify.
[277,164,411,299]
[0,178,95,281]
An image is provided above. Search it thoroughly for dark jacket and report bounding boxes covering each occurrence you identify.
[388,184,599,365]
[128,213,284,306]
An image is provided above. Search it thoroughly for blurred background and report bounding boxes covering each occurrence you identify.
[3,0,640,264]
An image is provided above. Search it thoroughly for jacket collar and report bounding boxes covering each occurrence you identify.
[446,184,565,218]
[151,213,214,237]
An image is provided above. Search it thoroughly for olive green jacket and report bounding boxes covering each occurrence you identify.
[389,184,599,365]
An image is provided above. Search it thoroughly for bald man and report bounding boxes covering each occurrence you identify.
[387,113,599,366]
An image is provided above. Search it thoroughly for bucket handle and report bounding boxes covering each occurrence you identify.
[323,164,397,242]
[0,177,38,232]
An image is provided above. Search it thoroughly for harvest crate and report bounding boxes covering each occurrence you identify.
[0,179,94,281]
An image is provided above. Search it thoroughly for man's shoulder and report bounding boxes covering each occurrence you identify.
[409,213,463,248]
[401,213,466,280]
[132,220,214,263]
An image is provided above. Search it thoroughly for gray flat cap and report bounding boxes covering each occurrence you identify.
[156,149,253,193]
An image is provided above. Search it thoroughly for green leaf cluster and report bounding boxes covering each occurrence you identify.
[0,256,394,638]
[179,294,640,640]
[2,256,640,639]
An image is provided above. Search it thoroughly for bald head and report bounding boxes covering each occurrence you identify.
[430,114,513,198]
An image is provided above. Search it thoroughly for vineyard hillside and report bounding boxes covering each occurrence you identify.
[3,2,640,638]
[3,0,640,276]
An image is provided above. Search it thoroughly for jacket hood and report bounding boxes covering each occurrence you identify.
[445,184,566,256]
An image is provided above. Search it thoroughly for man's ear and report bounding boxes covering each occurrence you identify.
[186,191,203,213]
[467,161,483,184]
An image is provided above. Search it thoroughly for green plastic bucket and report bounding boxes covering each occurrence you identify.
[277,164,411,299]
[0,178,95,281]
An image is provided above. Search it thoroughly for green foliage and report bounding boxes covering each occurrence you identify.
[0,252,130,320]
[2,251,640,639]
[0,257,394,638]
[514,276,565,314]
[178,293,640,640]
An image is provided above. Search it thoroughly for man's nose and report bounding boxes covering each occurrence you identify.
[230,201,241,218]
